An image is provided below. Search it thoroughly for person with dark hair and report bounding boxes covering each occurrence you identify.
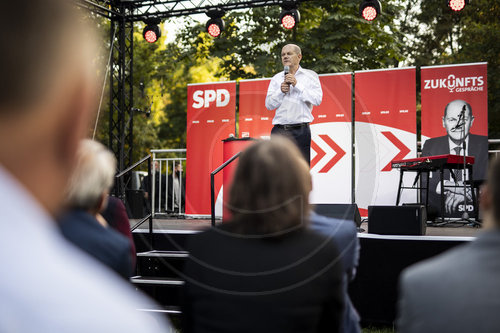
[101,195,137,268]
[421,99,488,216]
[182,137,344,333]
[0,1,170,330]
[397,157,500,332]
[310,211,361,333]
[265,44,323,164]
[171,161,185,212]
[141,160,167,213]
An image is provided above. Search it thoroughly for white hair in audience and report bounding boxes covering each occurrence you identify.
[66,139,116,210]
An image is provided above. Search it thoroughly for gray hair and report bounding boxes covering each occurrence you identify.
[66,140,117,210]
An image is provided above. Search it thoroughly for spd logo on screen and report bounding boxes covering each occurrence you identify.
[192,89,230,108]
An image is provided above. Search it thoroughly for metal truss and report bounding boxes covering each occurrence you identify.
[108,3,134,197]
[126,0,300,22]
[76,0,118,19]
[77,0,300,20]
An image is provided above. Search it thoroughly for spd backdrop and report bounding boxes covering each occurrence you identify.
[420,62,488,217]
[185,64,488,217]
[186,82,236,217]
[421,63,488,142]
[354,68,417,216]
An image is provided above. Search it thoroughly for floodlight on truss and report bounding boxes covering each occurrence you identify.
[143,19,161,43]
[279,2,300,29]
[359,0,381,21]
[448,0,469,12]
[206,9,225,37]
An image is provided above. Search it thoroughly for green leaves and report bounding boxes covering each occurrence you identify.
[91,0,500,160]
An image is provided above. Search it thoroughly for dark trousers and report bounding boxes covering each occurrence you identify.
[271,124,311,166]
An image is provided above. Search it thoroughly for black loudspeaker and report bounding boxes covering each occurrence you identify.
[368,205,427,235]
[126,189,146,219]
[314,204,362,228]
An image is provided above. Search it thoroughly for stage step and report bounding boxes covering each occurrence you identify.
[137,305,181,315]
[137,250,189,258]
[132,275,184,307]
[133,229,199,252]
[136,250,188,279]
[131,276,184,286]
[132,224,201,309]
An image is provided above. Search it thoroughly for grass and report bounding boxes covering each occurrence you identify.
[362,325,395,333]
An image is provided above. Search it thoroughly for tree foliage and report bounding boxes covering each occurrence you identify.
[401,0,500,137]
[178,0,406,79]
[90,0,500,165]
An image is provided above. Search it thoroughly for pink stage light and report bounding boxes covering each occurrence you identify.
[144,30,158,43]
[281,14,296,29]
[449,0,466,11]
[362,6,378,21]
[207,23,221,37]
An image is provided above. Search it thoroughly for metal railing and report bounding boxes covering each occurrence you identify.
[488,139,500,158]
[151,149,186,217]
[115,154,154,249]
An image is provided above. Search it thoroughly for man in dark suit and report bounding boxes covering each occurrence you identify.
[397,157,500,333]
[310,211,361,333]
[59,208,133,279]
[421,99,488,216]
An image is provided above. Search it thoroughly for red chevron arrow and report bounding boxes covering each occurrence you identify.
[311,140,326,169]
[381,131,411,172]
[319,135,346,173]
[311,135,346,173]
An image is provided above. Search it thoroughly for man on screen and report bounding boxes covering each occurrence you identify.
[421,99,488,216]
[265,44,323,165]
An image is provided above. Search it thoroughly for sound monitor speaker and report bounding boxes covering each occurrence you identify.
[368,205,427,235]
[126,189,146,219]
[314,204,362,228]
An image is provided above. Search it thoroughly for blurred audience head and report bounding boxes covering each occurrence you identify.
[481,157,500,229]
[66,140,117,214]
[0,0,99,216]
[228,137,312,235]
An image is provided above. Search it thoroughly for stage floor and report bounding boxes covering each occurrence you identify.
[131,217,482,237]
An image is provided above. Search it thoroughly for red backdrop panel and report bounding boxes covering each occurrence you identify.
[421,63,488,139]
[355,68,416,132]
[310,73,353,204]
[354,68,417,215]
[238,78,273,139]
[186,82,236,216]
[313,74,352,124]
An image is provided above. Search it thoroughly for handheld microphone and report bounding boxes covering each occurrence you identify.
[284,65,290,87]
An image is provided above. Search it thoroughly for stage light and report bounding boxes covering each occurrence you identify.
[359,0,382,21]
[206,10,225,38]
[448,0,469,11]
[206,18,224,37]
[279,6,300,30]
[143,20,161,43]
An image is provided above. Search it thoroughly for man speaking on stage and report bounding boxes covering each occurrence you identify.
[265,44,323,165]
